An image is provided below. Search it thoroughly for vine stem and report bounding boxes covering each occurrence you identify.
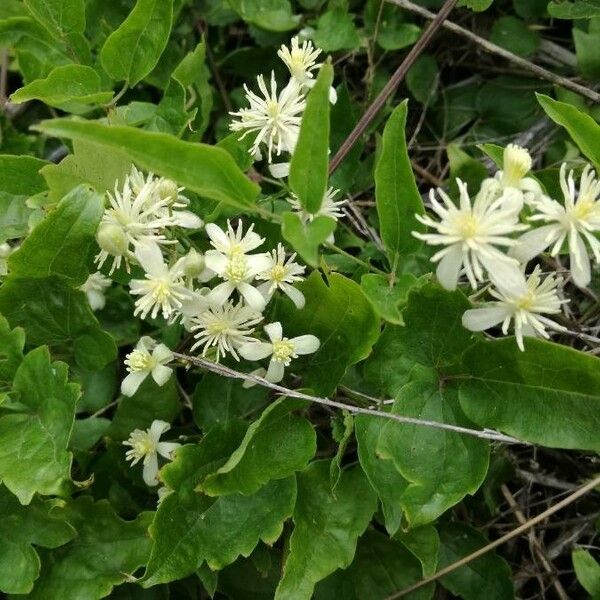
[385,473,600,598]
[390,0,600,104]
[173,352,526,445]
[328,0,458,175]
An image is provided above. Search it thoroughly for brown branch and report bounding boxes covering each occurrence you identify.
[388,0,600,104]
[328,0,459,175]
[173,351,527,445]
[385,473,600,598]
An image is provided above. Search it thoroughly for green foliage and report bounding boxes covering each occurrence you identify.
[100,0,173,86]
[281,213,337,266]
[289,63,333,214]
[572,548,600,598]
[490,16,539,57]
[548,0,600,19]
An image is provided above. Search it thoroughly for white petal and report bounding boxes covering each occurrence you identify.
[246,253,273,275]
[121,371,147,397]
[150,419,170,440]
[268,162,290,178]
[142,453,159,486]
[208,281,235,305]
[152,343,173,364]
[462,306,510,332]
[264,322,283,343]
[151,364,173,387]
[570,234,591,287]
[292,334,320,355]
[483,258,526,297]
[205,223,229,250]
[510,225,557,264]
[156,441,181,460]
[204,251,228,274]
[239,341,274,361]
[435,245,463,291]
[135,242,165,276]
[265,359,285,383]
[238,282,267,311]
[328,86,337,104]
[138,336,156,352]
[281,283,305,309]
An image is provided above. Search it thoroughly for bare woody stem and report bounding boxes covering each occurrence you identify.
[389,0,600,104]
[328,0,458,175]
[385,473,600,599]
[173,351,526,445]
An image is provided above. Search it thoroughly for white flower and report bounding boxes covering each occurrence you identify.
[190,300,263,361]
[205,220,264,257]
[277,36,337,103]
[121,336,174,396]
[239,322,320,383]
[229,72,306,162]
[204,251,272,311]
[288,187,345,244]
[129,243,191,320]
[413,179,528,290]
[0,242,13,277]
[170,289,211,331]
[179,248,215,286]
[511,163,600,288]
[256,243,305,308]
[462,265,566,351]
[79,272,111,311]
[492,144,542,206]
[123,420,180,486]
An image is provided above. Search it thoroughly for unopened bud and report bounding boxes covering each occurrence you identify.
[182,248,205,278]
[157,179,179,203]
[96,224,128,256]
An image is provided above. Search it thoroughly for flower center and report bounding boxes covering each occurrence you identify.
[225,255,249,282]
[207,319,230,335]
[270,264,287,282]
[515,291,536,311]
[266,100,280,119]
[455,213,480,239]
[152,279,173,302]
[126,350,155,373]
[570,199,595,222]
[272,339,296,364]
[131,433,157,459]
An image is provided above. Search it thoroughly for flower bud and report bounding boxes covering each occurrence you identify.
[157,179,179,203]
[0,242,11,258]
[96,224,128,256]
[182,248,205,278]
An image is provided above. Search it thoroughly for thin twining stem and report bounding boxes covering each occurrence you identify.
[385,472,600,598]
[389,0,600,104]
[173,352,526,445]
[328,0,459,175]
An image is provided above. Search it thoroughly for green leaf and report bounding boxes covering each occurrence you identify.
[355,415,408,536]
[548,0,600,19]
[69,416,111,451]
[447,144,488,196]
[8,185,103,286]
[396,525,440,578]
[23,0,85,37]
[0,486,76,594]
[0,154,48,196]
[537,93,600,168]
[573,548,600,599]
[228,0,299,31]
[574,25,600,80]
[144,477,296,585]
[276,272,380,396]
[11,65,113,110]
[192,372,268,431]
[29,497,153,600]
[458,0,494,10]
[0,314,25,387]
[0,277,117,371]
[41,139,131,200]
[313,9,361,52]
[100,0,173,86]
[330,411,353,490]
[35,119,260,208]
[0,347,78,504]
[360,272,418,325]
[289,63,333,214]
[490,16,539,57]
[378,375,489,527]
[459,338,600,451]
[281,213,336,267]
[275,461,377,600]
[375,101,424,268]
[437,522,513,600]
[315,530,434,600]
[406,54,439,104]
[200,398,316,496]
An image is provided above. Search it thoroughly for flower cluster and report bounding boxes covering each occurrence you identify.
[414,144,600,350]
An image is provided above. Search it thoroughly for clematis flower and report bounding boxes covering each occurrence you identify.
[229,72,306,162]
[79,271,111,311]
[129,243,191,320]
[123,420,180,486]
[287,187,345,244]
[412,178,527,290]
[205,220,264,257]
[238,321,320,383]
[121,336,174,396]
[190,300,263,361]
[491,144,542,207]
[256,243,306,308]
[510,163,600,288]
[462,265,566,351]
